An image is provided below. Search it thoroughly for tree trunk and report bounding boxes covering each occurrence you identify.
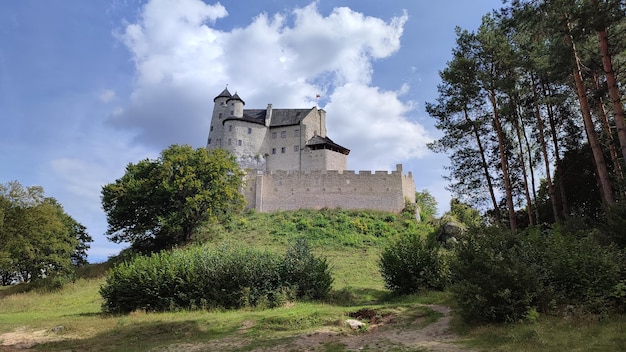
[520,114,540,223]
[568,22,615,205]
[532,75,560,223]
[489,88,517,230]
[593,72,624,183]
[594,0,626,169]
[544,83,570,217]
[464,107,502,224]
[514,110,535,226]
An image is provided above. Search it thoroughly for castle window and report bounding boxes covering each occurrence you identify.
[238,140,242,146]
[294,145,299,152]
[281,147,286,153]
[248,128,252,134]
[271,132,277,139]
[281,131,287,138]
[208,138,211,144]
[230,110,234,115]
[272,148,276,154]
[218,113,222,119]
[210,125,213,132]
[294,129,299,137]
[228,139,232,145]
[228,125,233,132]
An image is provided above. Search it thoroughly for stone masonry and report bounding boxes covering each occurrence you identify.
[206,88,417,213]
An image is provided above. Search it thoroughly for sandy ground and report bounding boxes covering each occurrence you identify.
[0,305,475,351]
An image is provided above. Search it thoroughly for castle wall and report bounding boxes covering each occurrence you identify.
[244,164,414,213]
[301,148,347,172]
[265,125,303,171]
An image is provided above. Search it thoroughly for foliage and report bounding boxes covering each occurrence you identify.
[101,145,244,253]
[379,232,448,294]
[600,203,626,249]
[415,190,438,221]
[100,239,333,313]
[281,238,333,299]
[451,225,626,324]
[0,181,92,284]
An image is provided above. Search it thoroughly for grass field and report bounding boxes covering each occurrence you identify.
[1,209,625,351]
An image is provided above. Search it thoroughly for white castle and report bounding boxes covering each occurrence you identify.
[206,88,416,213]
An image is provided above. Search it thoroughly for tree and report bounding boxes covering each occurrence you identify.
[0,181,90,284]
[414,190,438,221]
[101,145,245,253]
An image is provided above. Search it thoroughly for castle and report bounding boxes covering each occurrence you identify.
[206,88,416,213]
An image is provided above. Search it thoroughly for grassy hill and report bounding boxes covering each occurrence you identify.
[0,209,624,351]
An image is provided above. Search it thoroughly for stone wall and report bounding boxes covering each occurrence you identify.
[242,164,415,213]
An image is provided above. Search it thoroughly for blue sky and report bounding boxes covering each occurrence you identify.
[1,0,504,262]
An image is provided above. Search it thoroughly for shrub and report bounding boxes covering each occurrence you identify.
[100,240,333,313]
[379,232,448,294]
[450,227,543,323]
[281,238,333,300]
[450,226,626,324]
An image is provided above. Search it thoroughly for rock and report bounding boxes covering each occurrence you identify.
[345,319,366,330]
[50,326,65,333]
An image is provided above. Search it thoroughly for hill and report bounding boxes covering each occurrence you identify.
[0,209,624,351]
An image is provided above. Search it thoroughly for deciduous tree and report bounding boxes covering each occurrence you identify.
[101,145,245,253]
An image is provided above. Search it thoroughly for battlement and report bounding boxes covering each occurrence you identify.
[242,164,416,213]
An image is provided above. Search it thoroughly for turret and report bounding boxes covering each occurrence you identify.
[207,87,231,149]
[227,92,245,118]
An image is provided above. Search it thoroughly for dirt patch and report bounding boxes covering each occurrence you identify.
[277,304,473,352]
[0,326,66,350]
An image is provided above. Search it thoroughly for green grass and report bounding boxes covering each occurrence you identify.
[1,209,624,351]
[453,314,626,351]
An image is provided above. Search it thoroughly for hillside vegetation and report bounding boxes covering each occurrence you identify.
[1,209,625,351]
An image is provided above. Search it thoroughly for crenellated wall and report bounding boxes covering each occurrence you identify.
[242,164,415,213]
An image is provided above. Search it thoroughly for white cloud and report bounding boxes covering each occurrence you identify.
[110,0,430,171]
[99,89,116,102]
[325,83,432,170]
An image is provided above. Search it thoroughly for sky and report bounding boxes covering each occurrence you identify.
[0,0,505,262]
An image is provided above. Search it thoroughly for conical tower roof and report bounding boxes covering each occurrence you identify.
[227,92,245,105]
[213,87,232,102]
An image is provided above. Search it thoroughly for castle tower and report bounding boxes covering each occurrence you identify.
[226,92,245,117]
[207,87,231,149]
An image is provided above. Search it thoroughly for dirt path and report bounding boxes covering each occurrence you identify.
[278,304,473,352]
[0,305,474,351]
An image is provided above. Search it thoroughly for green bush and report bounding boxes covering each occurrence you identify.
[100,240,333,313]
[450,227,543,323]
[379,232,448,294]
[281,238,333,300]
[450,226,626,324]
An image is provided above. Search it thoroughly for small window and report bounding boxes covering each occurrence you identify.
[228,125,233,132]
[237,140,242,146]
[281,147,286,153]
[293,129,299,137]
[218,113,222,119]
[210,125,214,132]
[281,131,287,138]
[272,148,276,154]
[208,138,211,144]
[294,145,299,152]
[248,128,252,134]
[228,139,232,145]
[230,110,234,115]
[271,132,277,139]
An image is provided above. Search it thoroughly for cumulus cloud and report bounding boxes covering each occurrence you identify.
[110,0,430,170]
